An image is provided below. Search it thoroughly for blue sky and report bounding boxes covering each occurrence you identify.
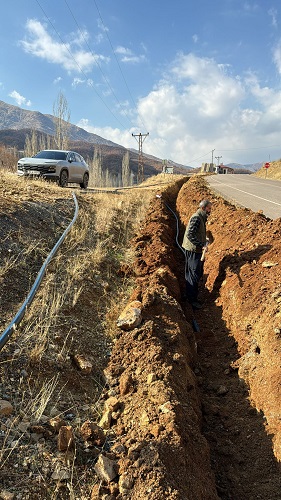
[1,1,281,167]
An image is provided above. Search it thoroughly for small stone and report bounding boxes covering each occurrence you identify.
[51,468,71,481]
[217,385,228,395]
[262,261,278,268]
[99,408,112,430]
[147,373,157,384]
[49,416,66,432]
[105,397,120,412]
[94,454,118,482]
[119,372,134,396]
[139,411,150,427]
[73,354,93,374]
[0,400,13,416]
[80,421,106,446]
[57,425,74,451]
[116,301,142,330]
[119,474,134,494]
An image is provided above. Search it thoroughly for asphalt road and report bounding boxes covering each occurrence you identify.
[206,174,281,220]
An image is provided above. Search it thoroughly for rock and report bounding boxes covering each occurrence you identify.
[119,372,134,395]
[0,400,13,416]
[105,396,120,412]
[99,408,112,429]
[262,261,278,268]
[147,373,157,384]
[139,411,150,427]
[116,300,142,330]
[159,402,173,414]
[49,416,66,432]
[119,474,134,494]
[94,454,118,482]
[217,385,228,395]
[57,425,75,451]
[80,421,106,446]
[73,354,93,374]
[51,468,70,481]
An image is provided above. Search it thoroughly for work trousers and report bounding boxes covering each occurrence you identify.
[185,250,204,303]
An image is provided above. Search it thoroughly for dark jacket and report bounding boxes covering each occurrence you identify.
[182,208,207,252]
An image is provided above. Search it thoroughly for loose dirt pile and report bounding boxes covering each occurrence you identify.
[0,173,281,499]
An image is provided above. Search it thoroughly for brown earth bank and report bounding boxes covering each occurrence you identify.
[0,173,281,499]
[99,176,281,499]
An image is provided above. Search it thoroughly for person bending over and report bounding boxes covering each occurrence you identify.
[182,199,212,309]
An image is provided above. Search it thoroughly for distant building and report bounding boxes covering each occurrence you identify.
[215,164,234,174]
[162,160,174,174]
[201,162,215,173]
[201,162,234,174]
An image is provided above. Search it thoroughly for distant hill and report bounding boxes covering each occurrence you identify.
[0,100,120,147]
[0,100,193,177]
[254,161,281,180]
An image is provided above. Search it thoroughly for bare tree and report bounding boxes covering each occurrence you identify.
[90,148,103,187]
[24,129,39,157]
[121,150,131,187]
[53,91,71,150]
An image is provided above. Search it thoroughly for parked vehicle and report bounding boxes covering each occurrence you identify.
[17,150,90,188]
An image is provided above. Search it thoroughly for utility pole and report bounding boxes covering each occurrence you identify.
[215,155,222,166]
[132,132,149,184]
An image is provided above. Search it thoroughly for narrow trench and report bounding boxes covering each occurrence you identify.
[178,243,281,499]
[161,185,281,499]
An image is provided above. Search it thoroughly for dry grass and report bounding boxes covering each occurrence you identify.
[0,170,165,498]
[255,161,281,180]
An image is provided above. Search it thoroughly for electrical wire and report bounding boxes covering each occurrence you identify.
[63,0,138,130]
[92,0,149,133]
[34,0,130,130]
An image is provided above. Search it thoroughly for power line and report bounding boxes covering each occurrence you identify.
[218,144,281,151]
[93,0,149,133]
[63,0,137,130]
[34,0,130,130]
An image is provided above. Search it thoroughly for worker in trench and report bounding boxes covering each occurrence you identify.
[182,199,213,309]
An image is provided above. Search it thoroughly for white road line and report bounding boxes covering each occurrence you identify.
[209,181,281,207]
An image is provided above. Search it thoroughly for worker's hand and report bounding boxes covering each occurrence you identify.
[206,230,214,244]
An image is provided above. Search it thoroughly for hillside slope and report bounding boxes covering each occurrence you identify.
[254,160,281,180]
[0,100,119,147]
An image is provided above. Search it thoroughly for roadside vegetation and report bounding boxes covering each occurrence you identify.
[0,167,160,498]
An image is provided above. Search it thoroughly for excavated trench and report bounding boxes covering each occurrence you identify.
[98,176,281,499]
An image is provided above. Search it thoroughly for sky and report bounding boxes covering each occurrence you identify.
[1,1,281,168]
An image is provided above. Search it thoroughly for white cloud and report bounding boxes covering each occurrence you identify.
[76,119,135,147]
[268,8,278,28]
[272,40,281,74]
[78,52,281,167]
[53,76,62,84]
[9,90,31,107]
[115,45,147,64]
[20,19,109,73]
[71,77,94,88]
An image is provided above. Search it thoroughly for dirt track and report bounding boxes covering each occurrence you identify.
[1,174,281,499]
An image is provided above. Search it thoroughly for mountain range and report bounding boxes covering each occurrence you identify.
[0,99,261,174]
[0,100,119,148]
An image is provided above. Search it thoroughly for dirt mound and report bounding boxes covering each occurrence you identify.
[95,176,281,499]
